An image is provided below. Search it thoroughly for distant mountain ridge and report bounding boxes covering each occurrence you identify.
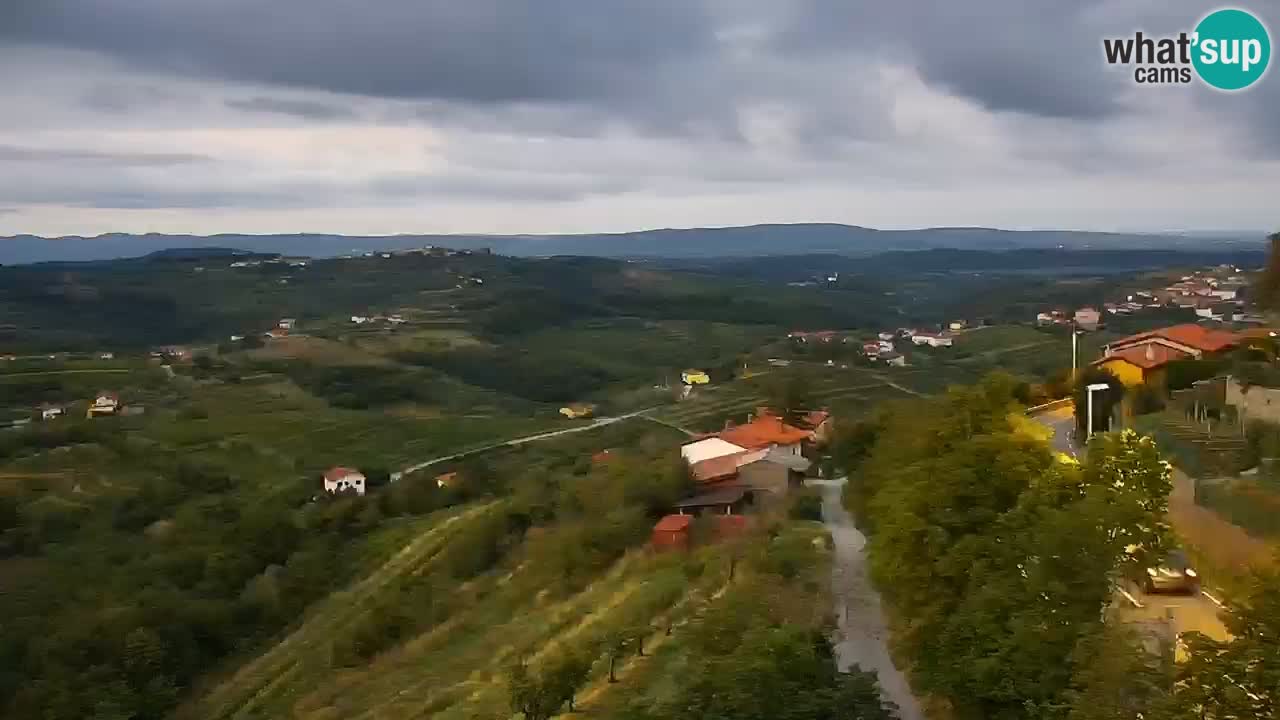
[0,224,1266,264]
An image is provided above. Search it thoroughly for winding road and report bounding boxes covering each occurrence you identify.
[813,477,924,720]
[396,406,668,477]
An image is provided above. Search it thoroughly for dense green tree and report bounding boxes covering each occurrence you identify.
[851,374,1173,720]
[1169,569,1280,720]
[1252,231,1280,311]
[768,372,816,425]
[1058,624,1175,720]
[633,622,896,720]
[508,651,591,720]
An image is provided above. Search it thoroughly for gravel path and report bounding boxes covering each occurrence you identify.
[816,478,924,720]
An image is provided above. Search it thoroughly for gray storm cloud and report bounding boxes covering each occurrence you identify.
[0,0,1276,233]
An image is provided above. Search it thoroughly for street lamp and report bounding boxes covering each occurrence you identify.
[1070,322,1084,379]
[1086,382,1110,440]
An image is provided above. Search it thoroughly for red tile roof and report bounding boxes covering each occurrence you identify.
[718,415,812,450]
[1109,324,1241,354]
[654,514,693,532]
[1098,344,1193,370]
[324,466,361,482]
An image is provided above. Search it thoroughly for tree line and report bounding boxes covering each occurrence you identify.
[837,373,1278,719]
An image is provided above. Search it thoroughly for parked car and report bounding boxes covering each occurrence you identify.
[1145,549,1199,594]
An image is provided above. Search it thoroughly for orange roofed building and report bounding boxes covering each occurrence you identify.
[717,412,814,456]
[1094,323,1241,388]
[652,514,692,550]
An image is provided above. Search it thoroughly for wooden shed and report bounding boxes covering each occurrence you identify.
[651,514,693,551]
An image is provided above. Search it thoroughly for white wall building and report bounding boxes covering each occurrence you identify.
[323,467,367,496]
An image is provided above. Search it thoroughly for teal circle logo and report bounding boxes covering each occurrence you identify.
[1192,8,1271,90]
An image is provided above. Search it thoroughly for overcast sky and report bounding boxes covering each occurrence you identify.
[1,1,1277,237]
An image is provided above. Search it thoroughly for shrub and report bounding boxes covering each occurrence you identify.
[789,491,824,522]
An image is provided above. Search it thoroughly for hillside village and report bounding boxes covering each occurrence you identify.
[2,242,1280,717]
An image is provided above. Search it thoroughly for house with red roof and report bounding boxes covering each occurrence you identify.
[717,412,813,456]
[652,514,692,550]
[323,467,367,496]
[675,409,821,516]
[1094,323,1241,388]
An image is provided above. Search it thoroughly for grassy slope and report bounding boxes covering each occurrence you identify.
[180,505,830,720]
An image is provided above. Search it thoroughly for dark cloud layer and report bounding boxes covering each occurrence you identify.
[0,1,1276,231]
[3,1,711,104]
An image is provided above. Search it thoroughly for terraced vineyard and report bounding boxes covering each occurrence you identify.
[180,501,750,720]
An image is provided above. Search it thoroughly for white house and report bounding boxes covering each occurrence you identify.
[229,334,245,341]
[948,320,966,331]
[324,467,367,496]
[88,391,120,417]
[681,437,748,466]
[99,352,114,360]
[387,314,406,324]
[1074,308,1101,331]
[877,332,896,341]
[351,315,370,324]
[278,318,296,330]
[911,333,953,348]
[40,405,64,420]
[877,340,894,353]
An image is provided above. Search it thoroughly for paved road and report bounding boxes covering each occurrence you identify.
[1034,404,1080,456]
[1029,404,1231,642]
[813,478,924,720]
[396,406,664,477]
[1119,585,1230,643]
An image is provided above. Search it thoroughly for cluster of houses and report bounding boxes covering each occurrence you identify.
[1040,266,1262,330]
[350,314,406,326]
[860,328,955,364]
[336,246,492,261]
[789,327,954,367]
[1038,308,1103,331]
[13,391,128,427]
[229,256,310,269]
[651,408,832,549]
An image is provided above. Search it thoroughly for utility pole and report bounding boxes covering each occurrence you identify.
[1071,321,1078,380]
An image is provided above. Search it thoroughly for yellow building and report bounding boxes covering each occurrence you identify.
[1093,324,1243,389]
[559,404,596,419]
[1094,347,1170,388]
[681,369,710,385]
